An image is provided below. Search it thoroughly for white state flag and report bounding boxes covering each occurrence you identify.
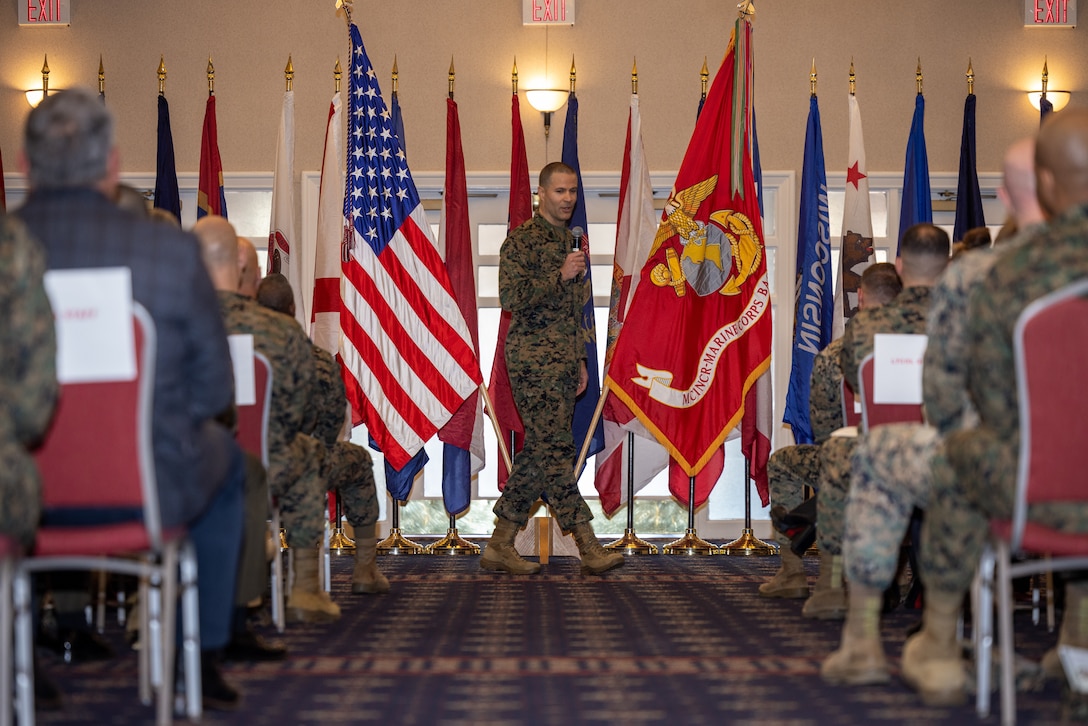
[269,89,306,330]
[832,93,875,339]
[311,92,344,356]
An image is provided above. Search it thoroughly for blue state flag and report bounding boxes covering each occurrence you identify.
[953,93,985,242]
[561,93,605,471]
[153,94,181,220]
[897,93,931,254]
[783,95,833,445]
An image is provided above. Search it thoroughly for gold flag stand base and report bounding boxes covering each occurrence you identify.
[425,528,480,556]
[278,528,289,553]
[662,529,718,556]
[605,528,658,555]
[376,528,426,555]
[328,528,356,555]
[718,528,776,556]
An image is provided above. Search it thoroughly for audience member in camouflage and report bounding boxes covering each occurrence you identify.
[195,217,339,625]
[483,162,622,576]
[0,215,57,548]
[256,273,388,595]
[905,111,1088,707]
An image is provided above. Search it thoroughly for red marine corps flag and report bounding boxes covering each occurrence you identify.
[604,11,771,477]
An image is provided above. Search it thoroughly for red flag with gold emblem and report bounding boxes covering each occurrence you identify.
[604,14,771,477]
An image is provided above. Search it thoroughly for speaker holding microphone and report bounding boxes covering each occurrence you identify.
[570,226,584,282]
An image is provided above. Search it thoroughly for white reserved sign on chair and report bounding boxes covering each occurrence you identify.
[873,333,928,404]
[43,267,136,383]
[227,334,257,406]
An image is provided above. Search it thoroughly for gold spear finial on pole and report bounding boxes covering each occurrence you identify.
[334,57,342,94]
[512,57,519,95]
[98,55,105,96]
[570,55,577,94]
[392,55,399,94]
[737,0,756,19]
[448,57,455,99]
[1041,56,1049,99]
[207,57,215,97]
[810,58,817,97]
[849,59,856,96]
[157,55,166,96]
[632,58,638,96]
[284,56,294,92]
[700,57,709,101]
[40,55,50,100]
[966,59,974,95]
[916,58,923,95]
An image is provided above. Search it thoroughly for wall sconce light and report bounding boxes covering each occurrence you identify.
[1027,57,1071,112]
[524,88,568,138]
[25,54,59,108]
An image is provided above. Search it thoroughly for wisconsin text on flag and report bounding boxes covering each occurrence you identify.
[339,22,482,471]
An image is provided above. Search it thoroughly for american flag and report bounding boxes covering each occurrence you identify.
[339,22,482,470]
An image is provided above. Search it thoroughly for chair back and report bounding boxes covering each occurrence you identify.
[235,351,272,467]
[841,379,861,427]
[858,353,925,431]
[1010,277,1088,551]
[31,302,160,547]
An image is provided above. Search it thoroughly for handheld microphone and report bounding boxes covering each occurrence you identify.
[571,226,584,253]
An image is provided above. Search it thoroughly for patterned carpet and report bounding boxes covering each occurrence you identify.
[32,549,1073,725]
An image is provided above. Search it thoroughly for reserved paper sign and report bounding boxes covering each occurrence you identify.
[227,334,256,406]
[873,334,928,404]
[43,267,135,383]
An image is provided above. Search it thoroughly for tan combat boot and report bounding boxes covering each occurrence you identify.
[286,546,341,624]
[901,589,966,706]
[758,547,809,599]
[1042,581,1088,679]
[821,584,889,685]
[571,522,624,575]
[480,518,542,575]
[802,552,847,619]
[351,523,390,595]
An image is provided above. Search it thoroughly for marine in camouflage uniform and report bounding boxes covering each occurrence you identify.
[493,212,592,529]
[0,216,57,547]
[217,290,326,550]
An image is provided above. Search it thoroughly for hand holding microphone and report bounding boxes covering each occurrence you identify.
[561,226,586,282]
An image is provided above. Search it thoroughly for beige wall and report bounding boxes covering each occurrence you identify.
[1,0,1085,182]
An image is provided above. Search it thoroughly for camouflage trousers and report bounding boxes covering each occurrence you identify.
[844,423,937,590]
[321,441,379,529]
[494,362,592,531]
[817,435,857,555]
[269,432,326,549]
[767,444,820,548]
[924,426,1088,595]
[0,438,41,548]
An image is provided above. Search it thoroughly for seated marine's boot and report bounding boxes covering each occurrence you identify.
[821,584,889,685]
[759,547,809,599]
[286,546,341,624]
[571,522,624,575]
[1042,581,1088,680]
[900,589,966,706]
[480,517,541,575]
[802,552,847,620]
[351,523,390,594]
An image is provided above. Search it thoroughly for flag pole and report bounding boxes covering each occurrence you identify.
[718,450,775,555]
[573,386,608,476]
[480,382,513,472]
[663,476,719,555]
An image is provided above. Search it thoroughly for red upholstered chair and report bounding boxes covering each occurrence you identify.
[0,535,24,726]
[841,379,862,428]
[973,278,1088,724]
[14,302,201,725]
[857,352,926,431]
[234,351,284,632]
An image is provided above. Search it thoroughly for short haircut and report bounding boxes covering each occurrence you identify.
[899,223,951,280]
[24,88,114,189]
[539,161,576,188]
[115,184,150,217]
[958,226,992,252]
[859,262,902,306]
[256,273,295,316]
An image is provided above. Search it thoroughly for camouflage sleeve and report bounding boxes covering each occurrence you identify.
[923,258,974,433]
[966,255,1023,441]
[809,339,845,444]
[3,218,58,444]
[840,312,870,394]
[311,346,349,447]
[498,221,567,314]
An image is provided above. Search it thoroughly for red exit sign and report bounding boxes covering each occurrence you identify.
[1025,0,1077,26]
[19,0,70,26]
[523,0,575,25]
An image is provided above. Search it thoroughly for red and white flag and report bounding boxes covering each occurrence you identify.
[604,16,772,483]
[594,93,668,515]
[832,92,875,338]
[311,91,344,356]
[269,88,306,329]
[339,23,482,470]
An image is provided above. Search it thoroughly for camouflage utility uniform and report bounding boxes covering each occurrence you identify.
[311,345,378,529]
[218,291,326,548]
[767,338,845,548]
[0,217,57,547]
[924,205,1088,595]
[844,238,1029,589]
[817,286,931,555]
[493,213,593,529]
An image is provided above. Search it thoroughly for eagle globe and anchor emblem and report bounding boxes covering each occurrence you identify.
[649,174,763,298]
